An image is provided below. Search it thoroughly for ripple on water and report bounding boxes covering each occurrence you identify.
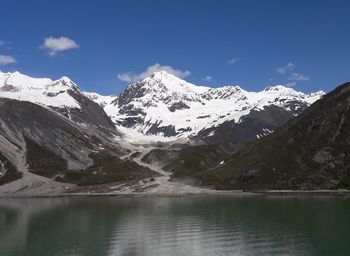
[0,196,349,256]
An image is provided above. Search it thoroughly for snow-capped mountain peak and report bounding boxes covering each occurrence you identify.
[117,71,209,107]
[140,71,209,94]
[263,85,304,96]
[0,71,81,108]
[0,71,52,91]
[84,92,117,108]
[54,76,79,90]
[264,85,290,91]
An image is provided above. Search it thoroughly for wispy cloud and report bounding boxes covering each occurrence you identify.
[0,40,12,49]
[118,63,191,82]
[276,62,295,74]
[288,72,309,81]
[227,58,239,65]
[0,55,16,65]
[41,36,79,56]
[203,75,213,81]
[275,63,309,87]
[285,82,296,87]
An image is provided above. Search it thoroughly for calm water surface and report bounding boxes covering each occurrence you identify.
[0,195,349,256]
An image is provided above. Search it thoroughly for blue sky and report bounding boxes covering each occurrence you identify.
[0,0,349,94]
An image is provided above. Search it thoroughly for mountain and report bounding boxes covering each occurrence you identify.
[161,82,350,190]
[0,72,158,195]
[89,71,324,143]
[0,70,332,194]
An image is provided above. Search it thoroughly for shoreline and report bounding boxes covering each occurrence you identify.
[1,189,350,198]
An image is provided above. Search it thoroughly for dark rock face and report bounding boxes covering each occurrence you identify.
[178,127,192,133]
[197,115,211,119]
[168,102,190,112]
[117,83,147,106]
[115,116,144,128]
[146,123,178,137]
[118,104,146,116]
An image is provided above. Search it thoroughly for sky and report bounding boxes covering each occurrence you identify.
[0,0,349,95]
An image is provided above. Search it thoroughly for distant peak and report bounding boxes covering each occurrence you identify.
[309,90,325,96]
[148,71,181,80]
[263,85,291,91]
[1,70,33,78]
[59,76,73,82]
[152,70,170,76]
[131,70,210,94]
[307,90,326,99]
[221,85,243,91]
[54,76,79,91]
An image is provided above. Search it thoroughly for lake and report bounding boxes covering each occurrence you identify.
[0,195,349,256]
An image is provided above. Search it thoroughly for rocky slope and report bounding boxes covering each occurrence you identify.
[162,82,350,190]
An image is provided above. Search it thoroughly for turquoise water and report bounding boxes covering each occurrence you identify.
[0,195,349,256]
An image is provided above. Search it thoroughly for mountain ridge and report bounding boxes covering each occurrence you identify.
[86,71,325,142]
[1,70,325,143]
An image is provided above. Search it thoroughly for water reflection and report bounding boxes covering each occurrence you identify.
[0,195,349,256]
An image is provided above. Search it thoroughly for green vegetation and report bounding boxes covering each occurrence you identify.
[164,144,236,178]
[58,152,158,186]
[26,137,68,178]
[25,137,158,186]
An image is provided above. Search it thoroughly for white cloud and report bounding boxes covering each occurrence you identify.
[203,75,213,81]
[288,72,309,81]
[276,62,295,74]
[118,63,191,82]
[227,58,239,65]
[41,36,79,56]
[0,55,16,65]
[0,40,5,47]
[117,73,135,83]
[285,82,296,87]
